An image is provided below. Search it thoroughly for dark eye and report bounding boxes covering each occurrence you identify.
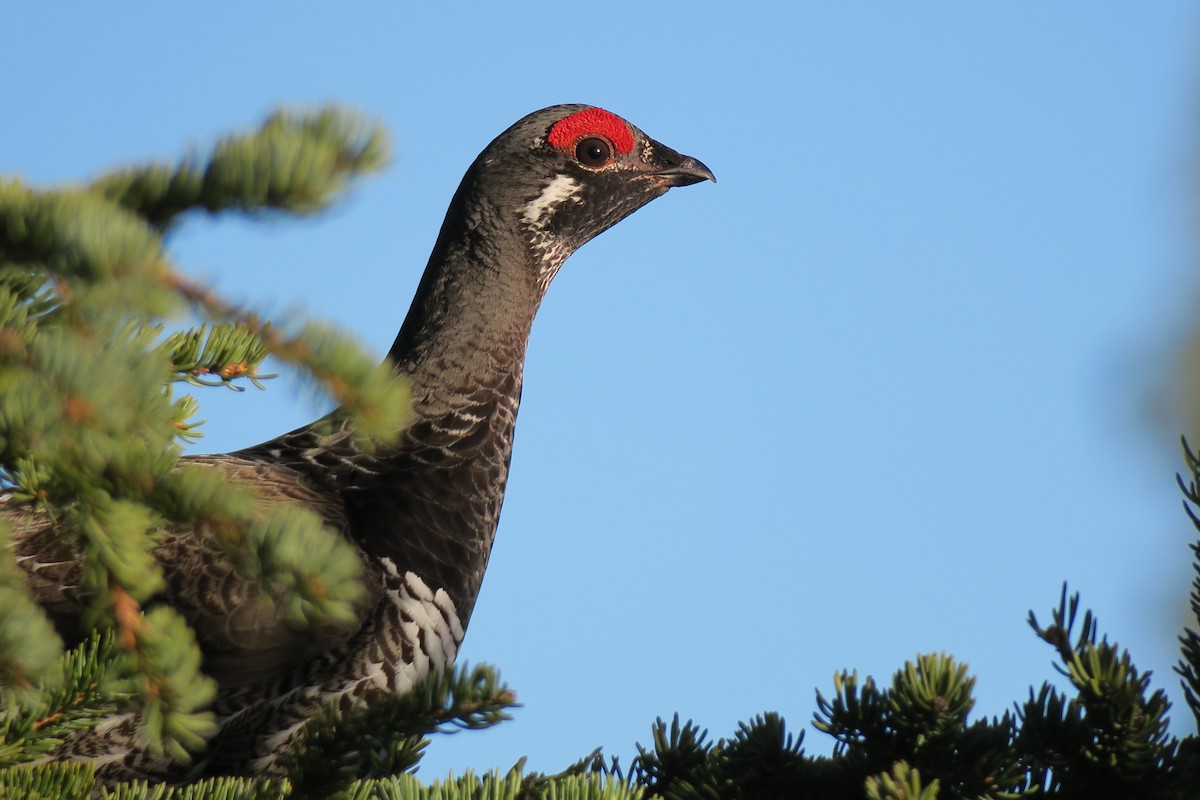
[575,136,613,168]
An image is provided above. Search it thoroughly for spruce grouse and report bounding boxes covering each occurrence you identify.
[8,104,714,783]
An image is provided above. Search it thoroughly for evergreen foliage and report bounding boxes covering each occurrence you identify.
[1,108,1198,798]
[0,106,411,780]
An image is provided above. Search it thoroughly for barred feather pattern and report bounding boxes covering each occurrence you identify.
[34,371,517,782]
[194,564,465,779]
[59,563,465,783]
[7,344,523,783]
[14,425,482,784]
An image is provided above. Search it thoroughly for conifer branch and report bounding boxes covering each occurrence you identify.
[0,107,404,769]
[164,270,410,444]
[146,465,368,631]
[630,714,717,799]
[337,770,640,800]
[0,180,177,327]
[864,761,939,800]
[165,324,275,390]
[93,109,390,231]
[1021,585,1179,794]
[102,775,291,800]
[1174,436,1200,730]
[0,760,96,800]
[283,664,518,799]
[0,527,63,708]
[0,633,131,767]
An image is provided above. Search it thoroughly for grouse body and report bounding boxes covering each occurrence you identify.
[8,105,713,782]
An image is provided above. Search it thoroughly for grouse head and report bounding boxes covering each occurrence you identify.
[433,104,715,289]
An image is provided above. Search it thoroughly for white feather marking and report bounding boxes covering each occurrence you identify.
[260,717,312,757]
[400,618,421,644]
[404,572,435,602]
[521,174,582,231]
[423,623,446,664]
[434,588,465,641]
[405,595,435,630]
[370,565,466,694]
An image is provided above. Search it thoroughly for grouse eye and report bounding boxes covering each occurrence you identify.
[575,136,613,168]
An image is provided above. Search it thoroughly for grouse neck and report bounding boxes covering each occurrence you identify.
[354,219,549,619]
[387,226,546,401]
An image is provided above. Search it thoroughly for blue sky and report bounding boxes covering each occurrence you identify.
[4,1,1200,778]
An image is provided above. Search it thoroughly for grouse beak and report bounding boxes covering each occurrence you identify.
[646,140,717,187]
[659,154,717,187]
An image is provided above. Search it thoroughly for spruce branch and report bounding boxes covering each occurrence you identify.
[630,715,717,800]
[119,605,218,763]
[283,664,518,799]
[1174,436,1200,729]
[1022,585,1178,794]
[813,656,1034,799]
[165,271,410,446]
[541,748,630,793]
[0,523,63,708]
[813,669,889,758]
[864,761,939,800]
[165,324,275,390]
[146,464,368,631]
[525,773,644,800]
[718,713,808,798]
[0,760,96,800]
[0,106,405,772]
[93,108,390,231]
[102,775,291,800]
[886,654,974,753]
[0,632,133,768]
[0,179,176,317]
[337,770,640,800]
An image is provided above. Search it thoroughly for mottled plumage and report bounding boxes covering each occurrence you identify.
[7,105,713,783]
